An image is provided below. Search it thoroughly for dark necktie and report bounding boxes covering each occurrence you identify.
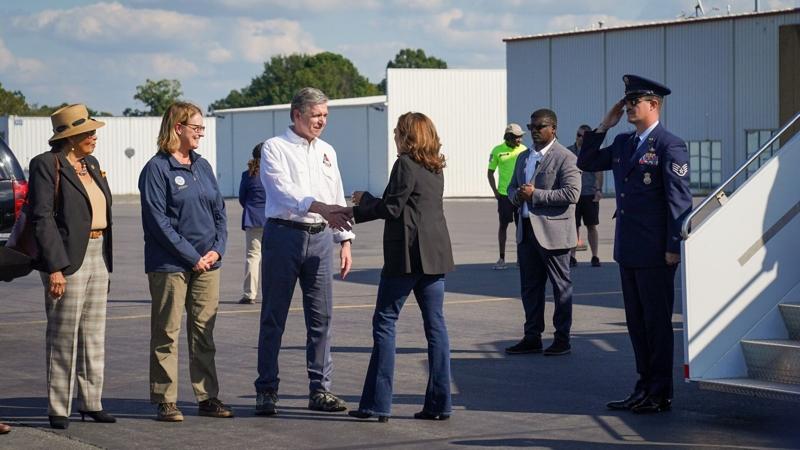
[628,136,641,163]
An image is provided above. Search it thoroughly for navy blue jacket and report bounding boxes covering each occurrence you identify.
[138,151,227,273]
[577,123,692,268]
[238,170,266,230]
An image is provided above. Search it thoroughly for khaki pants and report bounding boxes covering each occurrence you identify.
[148,269,220,404]
[242,227,263,300]
[41,238,108,417]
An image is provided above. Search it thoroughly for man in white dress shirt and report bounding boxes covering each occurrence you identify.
[254,87,354,416]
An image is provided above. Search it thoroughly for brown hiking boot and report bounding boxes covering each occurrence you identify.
[157,402,184,422]
[198,398,234,418]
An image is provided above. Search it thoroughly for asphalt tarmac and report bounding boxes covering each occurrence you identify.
[1,199,798,449]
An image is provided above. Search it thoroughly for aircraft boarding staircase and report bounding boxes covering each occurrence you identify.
[681,112,800,401]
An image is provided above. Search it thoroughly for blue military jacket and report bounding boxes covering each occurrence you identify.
[577,123,692,268]
[238,170,266,230]
[138,151,227,273]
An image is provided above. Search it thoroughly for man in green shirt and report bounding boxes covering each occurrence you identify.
[487,123,527,269]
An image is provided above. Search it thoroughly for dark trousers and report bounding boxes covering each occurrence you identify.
[254,221,334,394]
[357,274,451,416]
[619,265,678,399]
[517,219,573,343]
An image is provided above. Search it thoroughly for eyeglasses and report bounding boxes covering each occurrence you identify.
[527,123,552,131]
[624,97,651,107]
[576,133,584,138]
[181,123,206,133]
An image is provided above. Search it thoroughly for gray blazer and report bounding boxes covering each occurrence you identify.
[507,141,581,250]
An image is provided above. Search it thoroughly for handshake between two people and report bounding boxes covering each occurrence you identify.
[308,191,368,232]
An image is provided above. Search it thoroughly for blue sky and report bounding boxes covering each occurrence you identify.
[1,0,797,115]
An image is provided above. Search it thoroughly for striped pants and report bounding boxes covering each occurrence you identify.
[40,237,109,417]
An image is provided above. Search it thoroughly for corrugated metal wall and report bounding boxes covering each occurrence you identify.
[506,10,800,194]
[388,68,507,197]
[214,101,387,198]
[1,115,217,195]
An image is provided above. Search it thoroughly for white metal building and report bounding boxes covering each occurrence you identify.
[214,68,508,198]
[504,8,800,194]
[0,116,217,195]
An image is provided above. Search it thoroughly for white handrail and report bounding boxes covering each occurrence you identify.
[681,111,800,239]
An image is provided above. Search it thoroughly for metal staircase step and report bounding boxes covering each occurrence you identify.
[698,378,800,402]
[779,303,800,340]
[741,339,800,384]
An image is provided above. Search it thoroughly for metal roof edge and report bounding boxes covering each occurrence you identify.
[213,95,388,114]
[503,7,800,42]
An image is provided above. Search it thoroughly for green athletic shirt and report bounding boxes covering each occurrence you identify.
[488,142,527,197]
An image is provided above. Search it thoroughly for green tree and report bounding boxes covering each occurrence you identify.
[0,83,30,116]
[378,48,448,93]
[210,52,380,110]
[124,79,183,116]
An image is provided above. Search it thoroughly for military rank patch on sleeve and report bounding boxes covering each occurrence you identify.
[671,162,688,177]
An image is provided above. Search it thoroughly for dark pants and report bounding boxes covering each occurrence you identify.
[619,265,677,399]
[254,221,334,394]
[357,274,451,416]
[517,219,573,343]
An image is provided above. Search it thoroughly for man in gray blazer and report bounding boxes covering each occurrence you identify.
[506,108,581,356]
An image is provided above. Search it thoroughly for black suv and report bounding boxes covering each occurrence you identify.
[0,138,27,246]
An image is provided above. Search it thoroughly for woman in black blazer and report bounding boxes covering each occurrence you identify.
[346,112,454,422]
[28,104,115,429]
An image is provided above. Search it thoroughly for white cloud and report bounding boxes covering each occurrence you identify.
[0,38,46,81]
[100,53,199,79]
[12,2,209,47]
[411,9,509,50]
[234,19,321,63]
[214,0,380,12]
[207,43,234,63]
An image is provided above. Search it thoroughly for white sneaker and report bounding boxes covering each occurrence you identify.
[493,258,507,270]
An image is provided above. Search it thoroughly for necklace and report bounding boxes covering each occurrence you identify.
[73,158,88,176]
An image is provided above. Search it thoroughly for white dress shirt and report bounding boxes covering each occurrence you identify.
[521,138,556,217]
[261,126,355,243]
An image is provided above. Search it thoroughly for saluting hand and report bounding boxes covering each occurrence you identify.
[599,99,626,131]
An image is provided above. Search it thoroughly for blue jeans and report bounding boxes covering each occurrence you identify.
[357,274,451,416]
[254,221,334,394]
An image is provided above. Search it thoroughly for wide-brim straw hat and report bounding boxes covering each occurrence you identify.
[48,104,105,144]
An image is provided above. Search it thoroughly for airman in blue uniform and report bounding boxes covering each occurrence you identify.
[578,74,692,414]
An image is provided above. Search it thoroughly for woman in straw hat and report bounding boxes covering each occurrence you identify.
[138,102,232,422]
[28,104,115,429]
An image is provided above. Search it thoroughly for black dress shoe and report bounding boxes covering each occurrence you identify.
[569,256,578,268]
[414,411,450,421]
[543,341,571,356]
[606,391,647,410]
[347,410,389,423]
[631,396,671,414]
[505,337,543,354]
[49,416,69,429]
[79,410,116,423]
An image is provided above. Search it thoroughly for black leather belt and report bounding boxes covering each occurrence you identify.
[268,218,326,234]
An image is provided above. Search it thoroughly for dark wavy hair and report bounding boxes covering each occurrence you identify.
[394,112,445,173]
[247,142,263,176]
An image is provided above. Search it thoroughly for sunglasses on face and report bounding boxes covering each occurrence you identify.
[625,97,651,107]
[527,123,552,131]
[576,133,584,138]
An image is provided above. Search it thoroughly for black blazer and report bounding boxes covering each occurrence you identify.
[28,150,113,275]
[353,154,454,276]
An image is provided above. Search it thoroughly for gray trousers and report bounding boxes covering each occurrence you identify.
[254,221,334,394]
[41,237,109,417]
